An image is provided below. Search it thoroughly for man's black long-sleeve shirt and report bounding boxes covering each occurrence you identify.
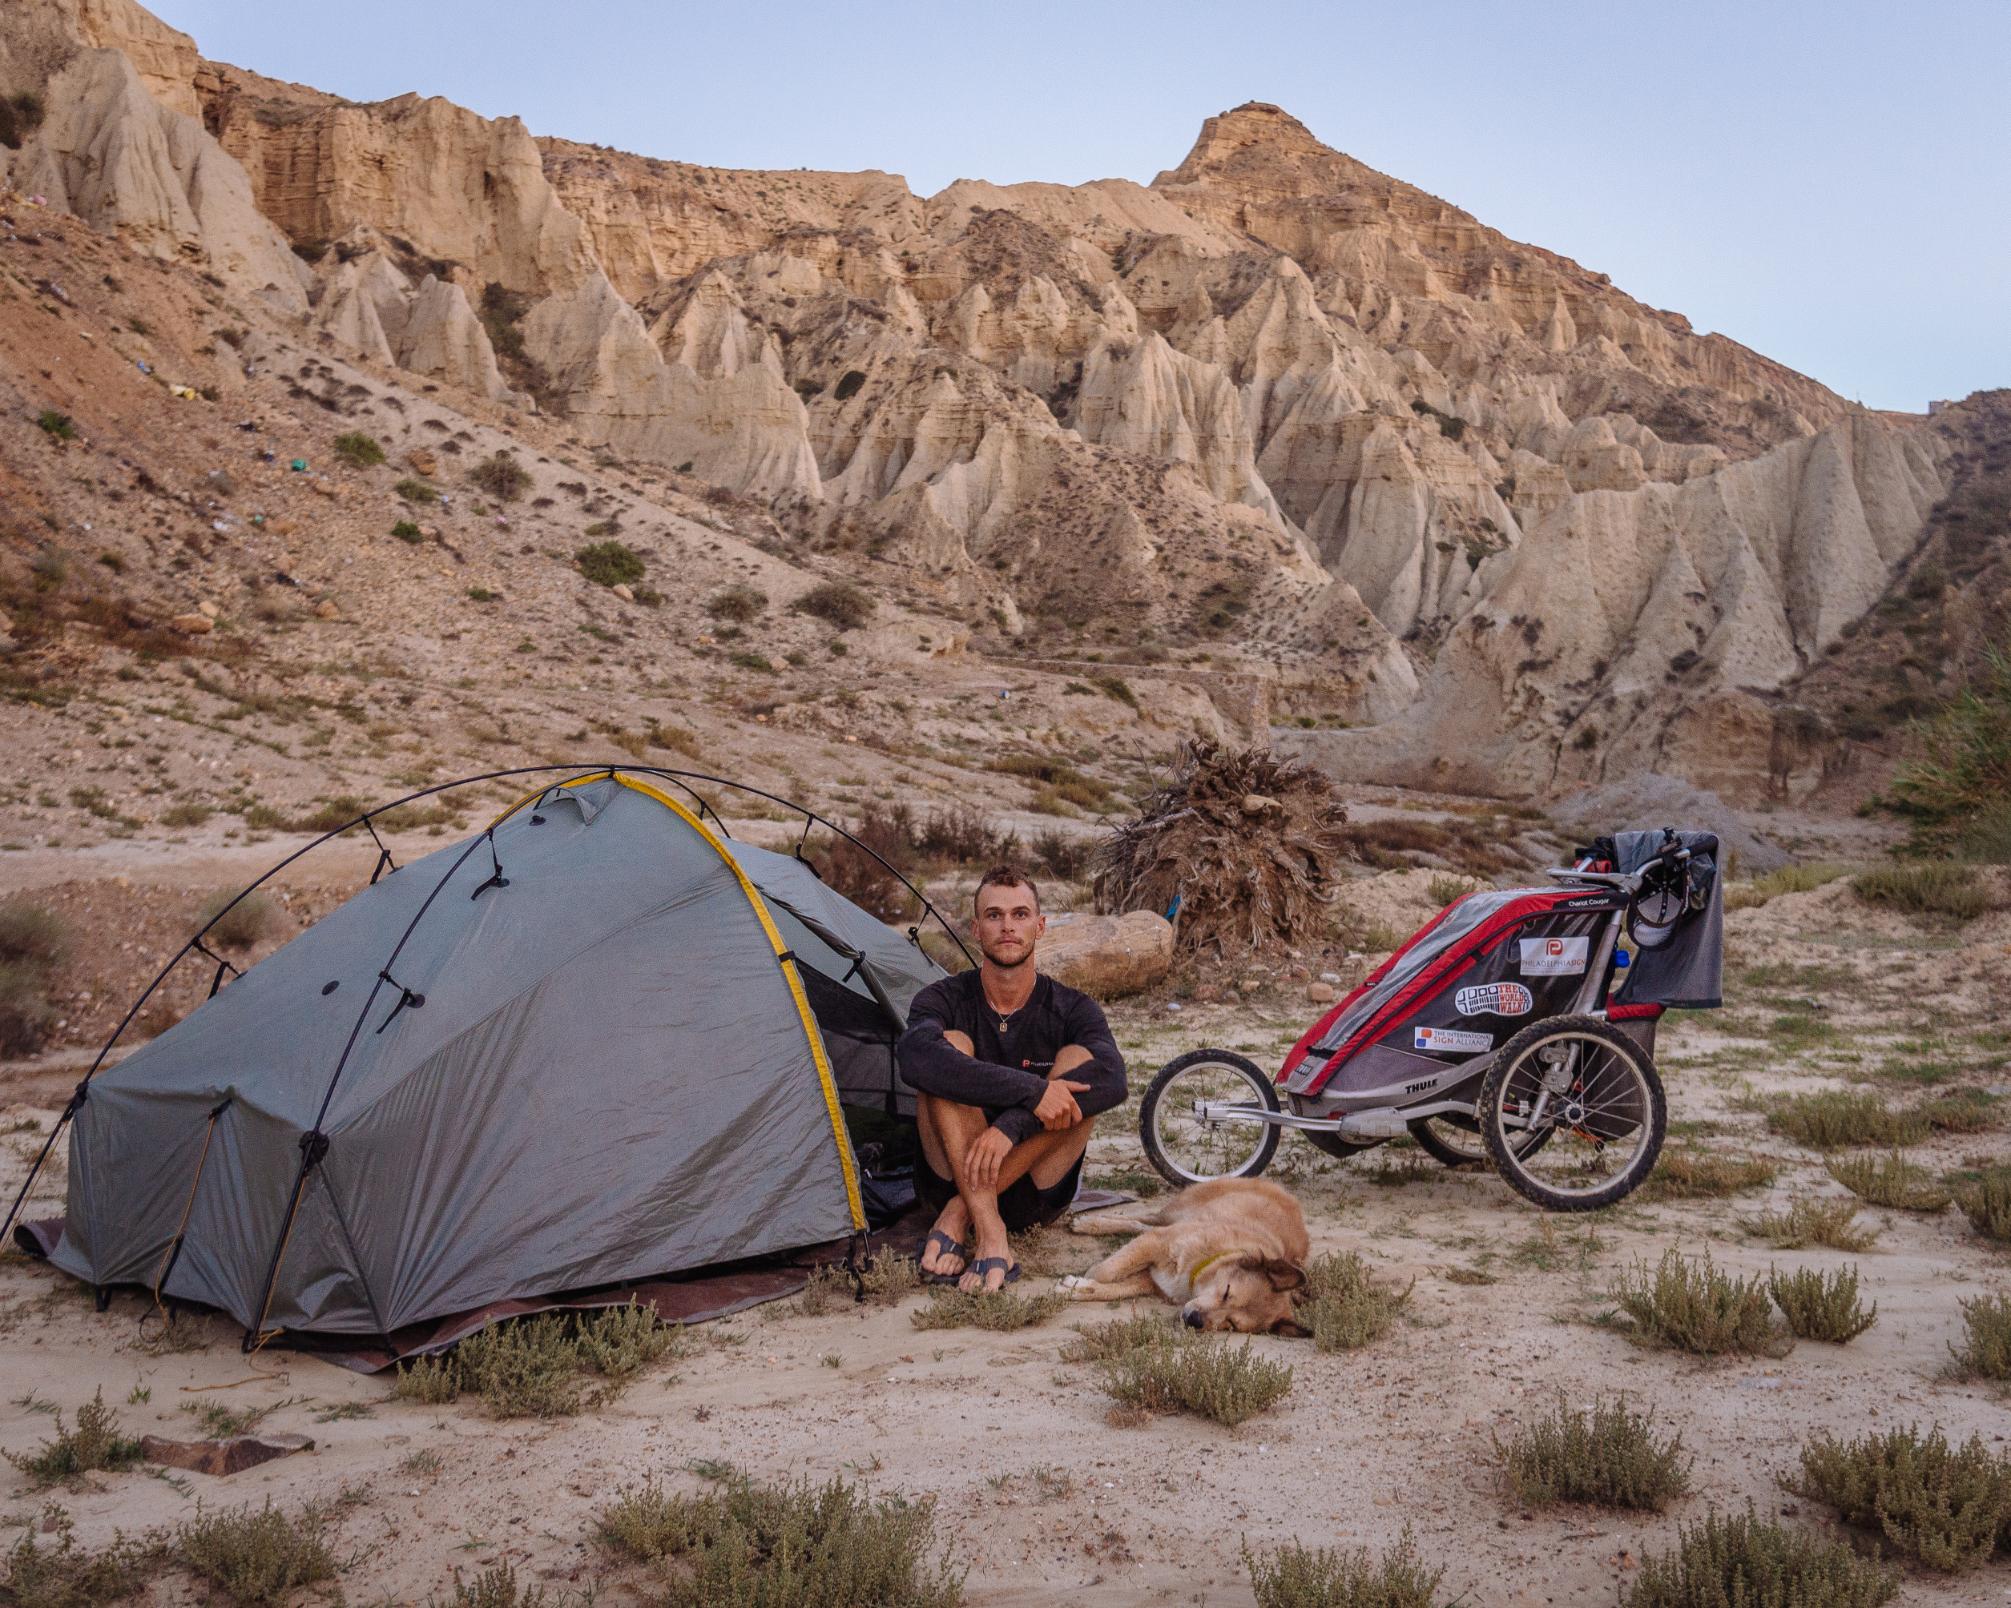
[898,970,1128,1145]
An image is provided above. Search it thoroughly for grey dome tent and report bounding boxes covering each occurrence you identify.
[11,770,953,1346]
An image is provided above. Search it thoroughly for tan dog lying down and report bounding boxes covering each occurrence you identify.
[1060,1177,1310,1335]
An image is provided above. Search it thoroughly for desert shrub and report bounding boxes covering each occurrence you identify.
[331,432,384,468]
[1762,1090,1926,1150]
[1643,1148,1780,1199]
[0,90,48,150]
[1950,1292,2011,1381]
[395,478,439,504]
[791,580,875,630]
[704,583,766,622]
[596,1472,962,1607]
[6,1391,144,1487]
[1496,1394,1691,1511]
[199,889,278,950]
[571,1301,689,1379]
[800,1251,918,1314]
[575,540,645,588]
[1826,1150,1952,1212]
[176,1500,338,1605]
[1623,1505,1897,1607]
[909,1287,1065,1332]
[1427,873,1480,908]
[1725,862,1853,910]
[1852,862,1992,920]
[1789,1423,2011,1570]
[1301,1251,1412,1352]
[1064,1318,1291,1426]
[1029,827,1091,880]
[1243,1524,1446,1608]
[1,1503,158,1605]
[1915,1089,2002,1134]
[456,1315,586,1418]
[1957,1169,2011,1242]
[391,519,423,542]
[1766,1265,1878,1342]
[35,410,75,441]
[468,452,532,502]
[0,901,66,965]
[813,802,917,923]
[1741,1196,1879,1251]
[160,801,213,828]
[916,802,1007,864]
[0,901,65,1056]
[433,1560,555,1606]
[1610,1249,1791,1357]
[391,1353,462,1404]
[1888,637,2011,860]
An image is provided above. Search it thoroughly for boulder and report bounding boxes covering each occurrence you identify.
[169,612,212,634]
[1037,911,1174,999]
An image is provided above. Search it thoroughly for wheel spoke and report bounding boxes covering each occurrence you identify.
[1486,1029,1658,1201]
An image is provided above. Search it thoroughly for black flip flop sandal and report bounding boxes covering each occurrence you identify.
[962,1256,1021,1292]
[920,1230,970,1285]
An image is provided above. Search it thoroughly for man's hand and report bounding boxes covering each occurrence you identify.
[964,1127,1013,1189]
[1033,1078,1091,1131]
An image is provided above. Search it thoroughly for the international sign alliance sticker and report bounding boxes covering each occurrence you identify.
[1455,982,1533,1017]
[1414,1025,1493,1054]
[1519,935,1588,976]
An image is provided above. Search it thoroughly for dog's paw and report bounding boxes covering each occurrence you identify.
[1057,1274,1093,1296]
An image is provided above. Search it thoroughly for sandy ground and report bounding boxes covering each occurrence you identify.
[1,869,2008,1604]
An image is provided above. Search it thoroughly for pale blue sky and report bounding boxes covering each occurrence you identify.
[154,0,2008,412]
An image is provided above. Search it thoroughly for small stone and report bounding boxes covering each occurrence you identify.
[1306,981,1337,1004]
[611,583,634,602]
[197,600,218,619]
[1241,793,1280,815]
[418,524,439,539]
[170,613,213,635]
[313,600,339,620]
[268,518,297,536]
[309,479,337,498]
[407,449,438,476]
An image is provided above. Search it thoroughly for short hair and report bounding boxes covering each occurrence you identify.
[973,864,1039,913]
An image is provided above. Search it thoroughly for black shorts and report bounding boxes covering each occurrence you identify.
[914,1148,1083,1234]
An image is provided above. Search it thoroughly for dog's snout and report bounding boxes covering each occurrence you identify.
[1181,1306,1204,1329]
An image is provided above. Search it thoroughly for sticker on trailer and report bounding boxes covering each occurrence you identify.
[1455,982,1533,1017]
[1413,1025,1493,1054]
[1519,935,1588,976]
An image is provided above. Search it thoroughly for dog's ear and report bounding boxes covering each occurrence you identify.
[1270,1315,1313,1338]
[1256,1257,1306,1293]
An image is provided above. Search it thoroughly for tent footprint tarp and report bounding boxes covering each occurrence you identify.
[47,773,942,1340]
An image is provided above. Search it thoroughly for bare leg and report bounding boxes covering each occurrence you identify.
[913,1094,969,1279]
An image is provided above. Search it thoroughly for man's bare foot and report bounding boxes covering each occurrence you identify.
[958,1224,1014,1293]
[919,1198,970,1280]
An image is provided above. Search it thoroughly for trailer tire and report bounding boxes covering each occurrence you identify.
[1140,1049,1281,1187]
[1477,1016,1665,1212]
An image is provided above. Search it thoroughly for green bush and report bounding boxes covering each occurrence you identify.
[909,1287,1065,1332]
[177,1500,338,1606]
[395,478,440,504]
[199,889,279,950]
[1915,1089,2002,1134]
[0,900,65,1056]
[1725,862,1853,910]
[35,409,76,441]
[1950,1292,2011,1381]
[1888,638,2010,860]
[1301,1250,1412,1352]
[1957,1168,2011,1243]
[5,1391,144,1487]
[1496,1394,1691,1510]
[0,90,48,150]
[1244,1524,1447,1607]
[405,1303,685,1418]
[1,1504,158,1605]
[1761,1089,1926,1150]
[705,583,767,622]
[1789,1423,2011,1571]
[391,1353,462,1404]
[1826,1150,1952,1212]
[1063,1317,1292,1426]
[575,540,645,588]
[1741,1196,1879,1251]
[1643,1148,1780,1199]
[1852,862,1992,920]
[331,432,385,468]
[1610,1249,1790,1357]
[791,581,875,631]
[391,519,424,543]
[468,452,532,502]
[433,1559,556,1606]
[1623,1506,1897,1607]
[1766,1265,1877,1342]
[597,1472,962,1607]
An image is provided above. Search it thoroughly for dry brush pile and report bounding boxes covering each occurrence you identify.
[1092,741,1353,958]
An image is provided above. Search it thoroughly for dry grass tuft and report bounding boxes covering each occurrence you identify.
[1766,1265,1878,1343]
[1826,1150,1952,1212]
[396,1302,689,1417]
[909,1287,1066,1333]
[1740,1196,1880,1251]
[1301,1251,1414,1352]
[1642,1148,1780,1200]
[1496,1394,1691,1510]
[1610,1249,1791,1357]
[1789,1423,2011,1571]
[1852,863,1993,921]
[597,1471,962,1606]
[1761,1090,1927,1150]
[1,1503,160,1605]
[1623,1505,1897,1607]
[799,1251,921,1314]
[1243,1523,1447,1607]
[1957,1168,2011,1243]
[1065,1315,1292,1427]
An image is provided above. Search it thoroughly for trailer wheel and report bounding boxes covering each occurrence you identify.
[1477,1016,1665,1211]
[1407,1112,1551,1169]
[1140,1049,1281,1187]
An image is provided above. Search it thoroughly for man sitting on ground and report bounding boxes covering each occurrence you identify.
[898,865,1128,1292]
